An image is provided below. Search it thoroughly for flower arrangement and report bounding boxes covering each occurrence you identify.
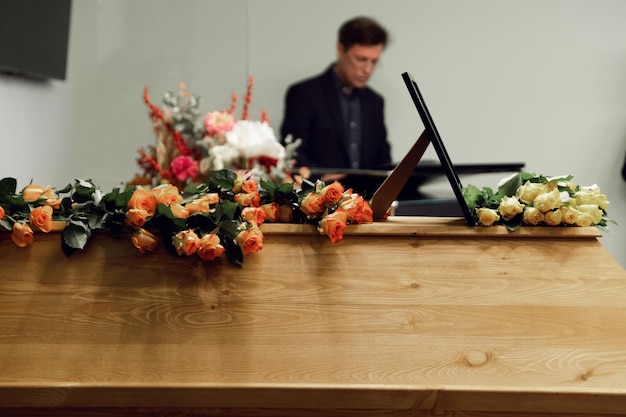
[0,79,378,264]
[132,78,301,189]
[462,172,614,231]
[0,170,373,265]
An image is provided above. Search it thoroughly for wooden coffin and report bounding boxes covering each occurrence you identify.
[1,216,625,416]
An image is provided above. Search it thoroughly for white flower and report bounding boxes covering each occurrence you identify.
[225,120,285,160]
[210,144,240,170]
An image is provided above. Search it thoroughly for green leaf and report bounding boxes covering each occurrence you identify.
[62,220,92,251]
[462,184,485,209]
[210,169,237,190]
[216,200,239,221]
[0,177,17,198]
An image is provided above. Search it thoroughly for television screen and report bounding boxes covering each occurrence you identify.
[0,0,72,80]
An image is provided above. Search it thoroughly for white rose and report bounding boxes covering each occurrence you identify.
[498,196,524,221]
[533,189,563,213]
[516,181,547,204]
[225,120,285,159]
[522,207,544,225]
[576,204,603,224]
[476,207,500,226]
[544,209,563,226]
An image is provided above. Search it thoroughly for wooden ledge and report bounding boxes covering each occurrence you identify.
[260,216,603,239]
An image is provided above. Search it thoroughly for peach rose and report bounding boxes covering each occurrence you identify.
[22,184,62,209]
[0,205,5,220]
[241,180,258,193]
[131,228,159,254]
[476,207,500,226]
[185,198,211,214]
[125,208,150,229]
[29,205,53,233]
[172,229,201,256]
[359,200,373,224]
[318,210,348,244]
[261,202,280,222]
[241,206,266,225]
[197,233,226,261]
[11,222,34,248]
[169,203,189,219]
[338,192,365,223]
[128,188,157,216]
[300,192,325,217]
[203,193,220,205]
[234,191,261,207]
[152,184,182,206]
[321,181,345,205]
[236,227,264,255]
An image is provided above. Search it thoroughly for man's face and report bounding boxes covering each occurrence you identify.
[335,43,384,91]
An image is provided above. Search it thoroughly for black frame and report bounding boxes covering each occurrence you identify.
[401,71,475,226]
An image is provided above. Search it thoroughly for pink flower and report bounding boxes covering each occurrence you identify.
[170,155,199,182]
[204,111,235,136]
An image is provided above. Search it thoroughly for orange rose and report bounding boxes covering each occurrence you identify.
[241,207,266,225]
[338,192,365,223]
[278,204,294,222]
[234,191,261,207]
[185,198,210,214]
[152,184,182,206]
[11,222,34,248]
[131,228,159,254]
[172,229,201,256]
[300,192,325,217]
[197,233,226,261]
[261,202,280,222]
[22,184,61,208]
[321,181,345,204]
[29,205,53,233]
[318,210,348,244]
[0,205,5,220]
[203,193,220,205]
[128,188,157,216]
[359,200,373,224]
[169,202,189,219]
[22,184,47,202]
[241,180,258,193]
[125,208,149,229]
[236,227,264,255]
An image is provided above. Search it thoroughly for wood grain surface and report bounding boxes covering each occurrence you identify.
[0,217,624,416]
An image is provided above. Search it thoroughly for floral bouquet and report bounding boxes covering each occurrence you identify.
[133,78,301,189]
[0,169,374,266]
[462,172,614,231]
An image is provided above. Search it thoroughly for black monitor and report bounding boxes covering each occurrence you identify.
[0,0,72,80]
[401,71,475,226]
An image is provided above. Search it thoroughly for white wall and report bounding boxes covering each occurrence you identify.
[1,0,625,267]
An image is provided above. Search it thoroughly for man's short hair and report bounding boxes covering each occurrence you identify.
[338,16,388,50]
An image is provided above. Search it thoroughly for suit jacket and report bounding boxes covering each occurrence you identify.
[280,65,392,169]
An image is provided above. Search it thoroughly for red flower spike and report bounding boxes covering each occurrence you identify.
[142,86,164,121]
[260,109,270,124]
[242,75,254,120]
[228,92,238,114]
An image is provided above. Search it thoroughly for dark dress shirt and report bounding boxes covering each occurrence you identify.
[280,65,392,169]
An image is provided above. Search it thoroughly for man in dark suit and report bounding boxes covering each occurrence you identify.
[280,16,392,170]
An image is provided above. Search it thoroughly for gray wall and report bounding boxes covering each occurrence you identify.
[1,0,625,267]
